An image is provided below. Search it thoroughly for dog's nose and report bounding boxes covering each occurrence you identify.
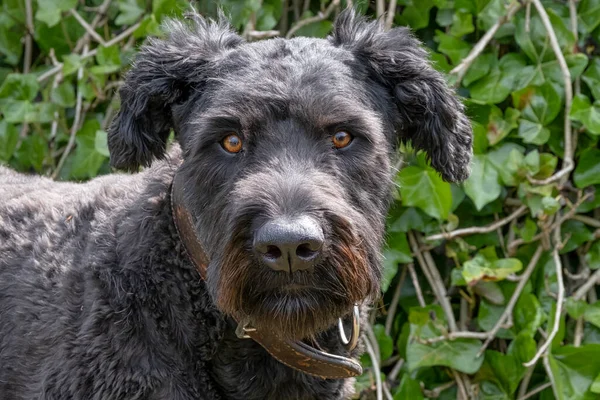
[254,216,324,273]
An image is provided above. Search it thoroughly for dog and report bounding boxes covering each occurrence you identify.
[0,10,472,400]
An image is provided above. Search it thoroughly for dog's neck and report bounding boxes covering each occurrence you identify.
[169,170,363,380]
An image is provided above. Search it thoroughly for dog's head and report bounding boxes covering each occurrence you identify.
[108,10,472,340]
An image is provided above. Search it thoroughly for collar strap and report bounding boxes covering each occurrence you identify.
[170,172,362,379]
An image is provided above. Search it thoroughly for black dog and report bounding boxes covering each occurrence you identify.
[0,10,472,400]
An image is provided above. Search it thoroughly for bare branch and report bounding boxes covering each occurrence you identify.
[478,246,544,356]
[518,382,553,400]
[573,268,600,300]
[385,266,407,336]
[450,1,522,85]
[543,355,559,398]
[528,0,573,186]
[23,0,34,73]
[426,205,528,241]
[384,0,398,30]
[246,30,281,40]
[409,232,458,332]
[364,333,383,400]
[286,0,340,38]
[420,331,489,344]
[407,263,426,307]
[70,9,107,46]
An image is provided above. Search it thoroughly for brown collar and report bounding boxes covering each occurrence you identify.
[170,172,363,380]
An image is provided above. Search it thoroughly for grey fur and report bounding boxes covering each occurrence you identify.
[0,10,471,400]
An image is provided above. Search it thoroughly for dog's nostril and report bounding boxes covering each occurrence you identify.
[265,245,282,259]
[296,243,318,260]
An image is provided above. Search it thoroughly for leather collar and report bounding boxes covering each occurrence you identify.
[170,171,363,379]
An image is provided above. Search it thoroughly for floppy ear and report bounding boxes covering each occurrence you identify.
[108,14,244,171]
[330,10,473,182]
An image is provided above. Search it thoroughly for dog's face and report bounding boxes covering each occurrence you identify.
[108,11,472,340]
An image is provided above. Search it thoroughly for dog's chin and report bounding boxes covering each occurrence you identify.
[238,288,354,340]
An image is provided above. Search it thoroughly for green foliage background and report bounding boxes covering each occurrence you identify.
[1,0,600,398]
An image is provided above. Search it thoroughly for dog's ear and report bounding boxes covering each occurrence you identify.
[108,14,244,171]
[330,10,472,182]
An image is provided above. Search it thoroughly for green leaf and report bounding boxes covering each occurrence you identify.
[462,254,523,285]
[70,120,108,179]
[487,144,526,186]
[116,0,144,26]
[574,148,600,188]
[35,0,77,27]
[463,53,495,87]
[463,154,501,210]
[514,293,545,335]
[0,25,22,65]
[14,133,47,172]
[449,11,474,37]
[478,299,513,339]
[435,31,472,65]
[585,241,600,270]
[561,220,594,254]
[579,0,600,33]
[592,373,600,394]
[95,130,110,157]
[570,94,600,135]
[407,339,484,374]
[584,302,600,328]
[0,120,18,162]
[0,73,39,101]
[382,231,412,292]
[373,324,394,361]
[487,107,519,146]
[547,345,600,400]
[566,297,589,319]
[394,375,424,400]
[51,82,75,108]
[398,166,452,220]
[396,0,435,30]
[583,58,600,100]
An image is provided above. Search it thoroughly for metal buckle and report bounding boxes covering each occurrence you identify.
[235,319,257,339]
[338,304,360,351]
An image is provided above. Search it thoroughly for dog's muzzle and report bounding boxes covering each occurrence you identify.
[170,171,363,379]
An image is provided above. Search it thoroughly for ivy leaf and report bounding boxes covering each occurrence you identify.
[582,58,600,100]
[513,83,561,144]
[585,241,600,270]
[462,254,522,285]
[373,324,394,361]
[449,11,474,37]
[570,94,600,135]
[579,0,600,34]
[469,54,526,104]
[463,53,495,87]
[394,375,424,400]
[584,302,600,328]
[35,0,77,27]
[566,297,589,319]
[574,148,600,188]
[0,25,22,65]
[407,339,484,374]
[547,345,600,400]
[116,0,144,26]
[51,82,75,108]
[398,166,452,220]
[463,154,501,210]
[70,120,108,179]
[382,231,412,292]
[396,0,435,30]
[0,120,18,162]
[0,73,39,101]
[435,30,472,65]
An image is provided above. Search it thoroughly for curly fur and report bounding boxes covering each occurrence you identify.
[0,10,471,400]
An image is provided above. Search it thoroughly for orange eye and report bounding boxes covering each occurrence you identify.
[221,134,243,153]
[332,131,353,149]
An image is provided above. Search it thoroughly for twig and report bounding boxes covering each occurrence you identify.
[73,0,112,53]
[574,317,584,347]
[23,0,34,73]
[407,263,426,307]
[409,232,458,332]
[387,358,404,383]
[517,365,535,399]
[543,355,559,398]
[384,0,398,30]
[518,382,553,400]
[364,334,383,400]
[37,21,141,83]
[572,268,600,300]
[572,214,600,229]
[382,383,393,400]
[450,0,523,84]
[528,0,573,186]
[478,246,544,356]
[426,205,528,241]
[70,9,107,46]
[385,266,407,336]
[423,381,455,398]
[451,369,468,400]
[365,322,381,367]
[376,0,385,18]
[523,240,565,367]
[52,45,87,180]
[286,0,340,38]
[420,331,489,344]
[246,30,280,39]
[568,0,580,95]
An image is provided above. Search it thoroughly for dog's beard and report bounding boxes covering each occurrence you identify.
[215,215,379,340]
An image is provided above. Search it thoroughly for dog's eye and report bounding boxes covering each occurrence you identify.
[332,131,353,149]
[221,134,243,153]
